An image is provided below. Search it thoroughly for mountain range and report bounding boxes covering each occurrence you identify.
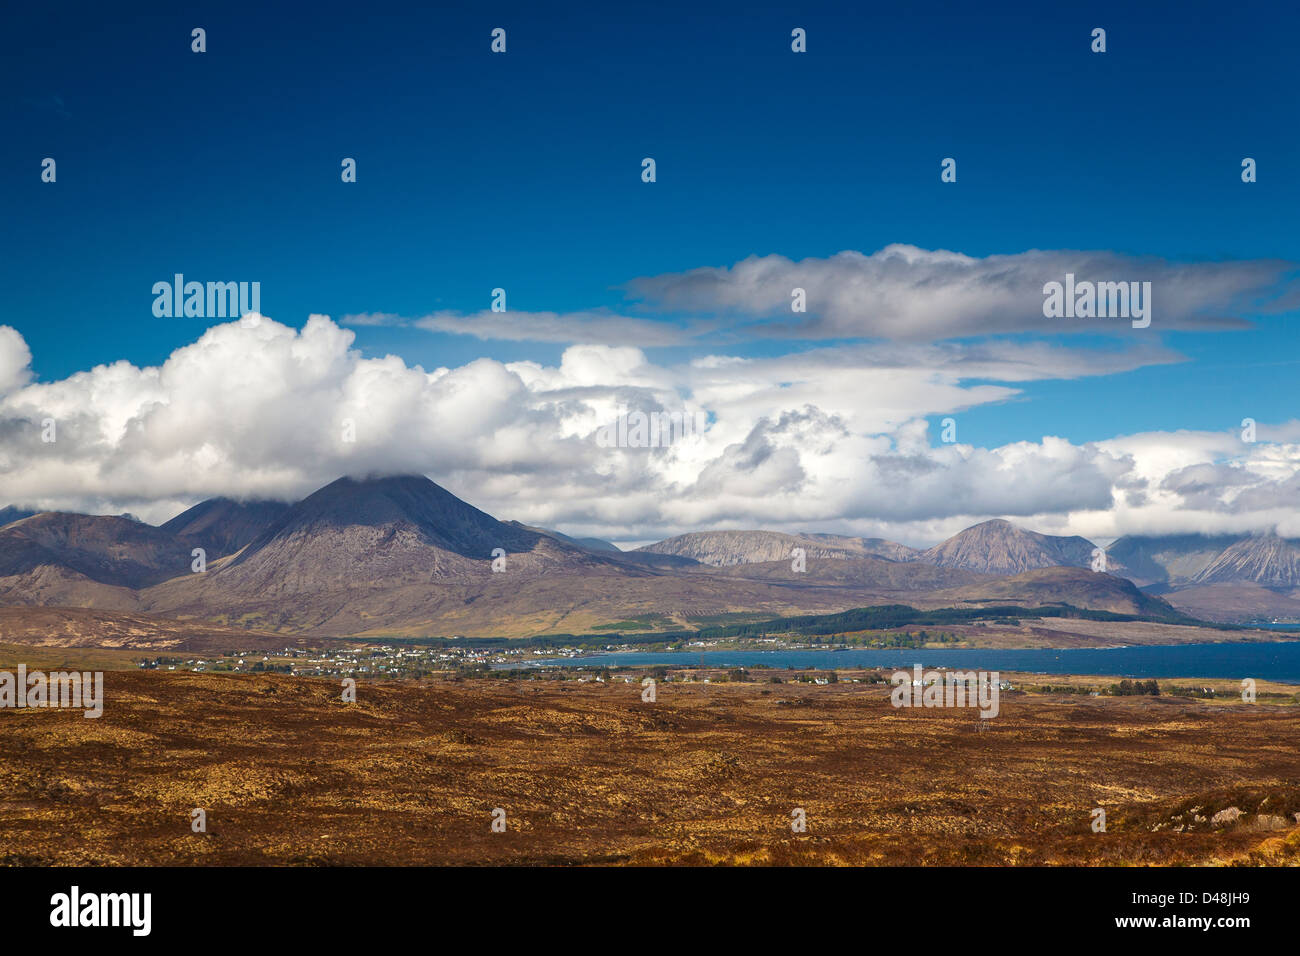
[0,473,1297,635]
[641,518,1300,609]
[637,530,918,566]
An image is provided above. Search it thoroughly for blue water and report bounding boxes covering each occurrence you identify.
[510,641,1300,684]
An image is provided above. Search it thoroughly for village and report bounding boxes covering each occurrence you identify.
[130,630,915,680]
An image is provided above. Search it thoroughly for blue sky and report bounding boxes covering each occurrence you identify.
[0,0,1297,540]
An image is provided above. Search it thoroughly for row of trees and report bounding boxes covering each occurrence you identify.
[1107,679,1161,696]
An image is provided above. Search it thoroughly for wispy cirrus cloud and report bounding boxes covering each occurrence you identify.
[342,308,699,345]
[360,246,1297,347]
[413,309,696,346]
[622,244,1299,340]
[339,312,407,327]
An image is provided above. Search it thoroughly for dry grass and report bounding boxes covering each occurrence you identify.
[0,671,1297,866]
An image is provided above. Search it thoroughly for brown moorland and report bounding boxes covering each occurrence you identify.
[1,670,1298,866]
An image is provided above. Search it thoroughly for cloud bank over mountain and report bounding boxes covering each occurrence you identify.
[1,308,1296,545]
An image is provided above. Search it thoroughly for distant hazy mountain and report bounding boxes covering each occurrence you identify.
[713,553,986,590]
[513,523,707,569]
[1104,532,1300,608]
[918,519,1096,574]
[161,497,292,558]
[504,521,621,554]
[0,506,36,527]
[1105,534,1240,587]
[637,530,917,567]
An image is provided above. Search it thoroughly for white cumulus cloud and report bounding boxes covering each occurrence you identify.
[0,314,1295,545]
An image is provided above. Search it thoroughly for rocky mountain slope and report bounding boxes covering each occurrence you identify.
[0,512,195,597]
[1190,533,1300,588]
[917,519,1096,574]
[160,497,292,559]
[156,475,618,599]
